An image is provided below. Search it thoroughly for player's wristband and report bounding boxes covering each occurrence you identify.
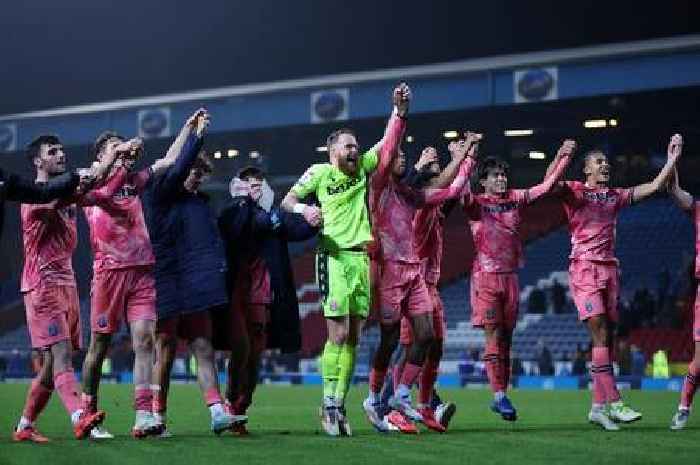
[293,203,307,214]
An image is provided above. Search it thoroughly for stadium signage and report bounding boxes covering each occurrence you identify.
[138,107,171,139]
[514,67,558,103]
[0,123,17,153]
[311,88,349,123]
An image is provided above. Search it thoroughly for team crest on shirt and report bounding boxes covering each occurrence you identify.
[585,301,594,313]
[48,321,59,337]
[114,185,138,200]
[583,192,618,204]
[482,202,517,214]
[97,316,108,328]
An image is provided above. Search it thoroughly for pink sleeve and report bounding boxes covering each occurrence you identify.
[527,155,570,203]
[423,158,472,205]
[615,188,634,210]
[512,189,530,206]
[77,168,128,207]
[371,114,407,191]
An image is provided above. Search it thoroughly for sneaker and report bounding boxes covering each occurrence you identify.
[318,405,340,437]
[362,397,389,433]
[13,426,49,443]
[434,402,457,430]
[210,411,232,435]
[417,407,446,433]
[337,406,352,437]
[89,426,115,440]
[132,411,161,439]
[151,413,170,438]
[389,393,423,423]
[225,404,249,435]
[386,410,418,434]
[211,410,244,435]
[384,415,400,432]
[490,396,517,422]
[670,408,690,431]
[608,401,642,423]
[74,410,106,439]
[588,408,620,431]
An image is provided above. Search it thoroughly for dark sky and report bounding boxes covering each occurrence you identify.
[1,0,697,115]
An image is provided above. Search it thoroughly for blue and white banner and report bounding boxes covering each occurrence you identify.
[0,123,17,153]
[514,67,558,103]
[138,107,171,139]
[310,88,349,124]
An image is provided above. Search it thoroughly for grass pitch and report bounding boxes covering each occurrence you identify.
[0,383,696,465]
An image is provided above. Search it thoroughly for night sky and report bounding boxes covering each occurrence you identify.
[0,0,696,115]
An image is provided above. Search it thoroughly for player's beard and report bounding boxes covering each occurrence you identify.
[338,155,359,176]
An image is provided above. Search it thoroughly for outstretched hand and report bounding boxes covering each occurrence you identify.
[185,108,211,137]
[668,133,683,162]
[392,82,411,117]
[416,147,439,171]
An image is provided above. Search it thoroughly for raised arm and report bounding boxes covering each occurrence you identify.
[545,143,567,178]
[153,110,209,197]
[632,134,683,203]
[667,167,693,212]
[423,155,477,205]
[369,83,410,188]
[427,132,482,189]
[150,108,207,176]
[526,140,575,202]
[369,83,411,155]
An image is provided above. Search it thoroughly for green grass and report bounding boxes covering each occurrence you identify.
[0,383,697,465]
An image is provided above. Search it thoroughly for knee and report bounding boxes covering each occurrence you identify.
[191,338,214,360]
[133,332,154,354]
[90,333,112,356]
[250,325,266,354]
[53,351,72,372]
[589,321,608,345]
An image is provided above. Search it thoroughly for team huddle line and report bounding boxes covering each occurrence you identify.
[3,82,696,442]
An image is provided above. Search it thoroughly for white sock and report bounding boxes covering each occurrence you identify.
[209,402,225,417]
[17,416,32,431]
[153,412,166,424]
[70,409,83,425]
[591,403,605,412]
[323,395,337,408]
[396,384,410,398]
[367,392,380,404]
[494,391,505,401]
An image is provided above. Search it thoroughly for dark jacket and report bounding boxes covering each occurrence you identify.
[214,197,318,352]
[0,169,79,240]
[143,133,229,319]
